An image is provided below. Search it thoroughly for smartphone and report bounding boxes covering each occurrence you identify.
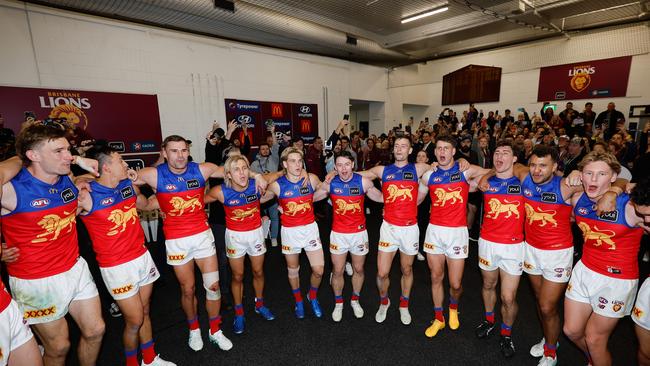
[343,114,349,121]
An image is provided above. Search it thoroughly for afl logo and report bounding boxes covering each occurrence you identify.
[333,188,342,194]
[433,177,442,183]
[300,106,311,114]
[101,197,114,206]
[228,199,240,205]
[237,115,252,124]
[30,198,50,208]
[524,189,533,197]
[488,187,498,192]
[386,174,395,180]
[578,207,588,215]
[284,191,293,197]
[165,184,177,191]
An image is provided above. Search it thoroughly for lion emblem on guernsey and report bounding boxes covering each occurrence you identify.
[577,222,616,250]
[168,195,202,216]
[334,199,361,215]
[107,204,139,236]
[231,207,259,221]
[524,203,557,227]
[432,187,463,207]
[284,201,311,216]
[385,184,413,203]
[32,211,76,243]
[486,198,520,219]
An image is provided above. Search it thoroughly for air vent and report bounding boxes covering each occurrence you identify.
[214,0,235,12]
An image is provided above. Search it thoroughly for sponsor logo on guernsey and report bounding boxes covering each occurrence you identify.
[524,189,533,197]
[246,194,257,203]
[165,184,177,191]
[61,188,76,203]
[541,192,557,203]
[30,198,50,208]
[386,174,395,180]
[599,210,618,222]
[403,172,414,180]
[507,185,521,194]
[350,187,360,195]
[228,199,240,205]
[299,187,310,195]
[488,186,498,193]
[606,266,621,275]
[333,187,343,194]
[578,207,589,215]
[186,179,199,189]
[433,177,442,183]
[120,186,134,199]
[450,173,461,182]
[100,197,114,206]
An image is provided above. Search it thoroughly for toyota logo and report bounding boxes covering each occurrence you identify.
[238,115,252,123]
[300,106,310,113]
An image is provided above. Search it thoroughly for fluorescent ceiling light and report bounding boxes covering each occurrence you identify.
[401,6,448,23]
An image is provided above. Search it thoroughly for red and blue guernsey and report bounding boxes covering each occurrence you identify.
[574,193,643,279]
[80,179,147,268]
[522,175,573,250]
[382,163,418,226]
[481,175,525,243]
[277,176,314,227]
[427,162,469,227]
[0,280,11,313]
[222,179,262,232]
[330,174,365,233]
[1,168,79,279]
[156,162,209,240]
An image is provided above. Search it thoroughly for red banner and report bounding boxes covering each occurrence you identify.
[225,99,318,146]
[0,86,162,167]
[537,56,632,102]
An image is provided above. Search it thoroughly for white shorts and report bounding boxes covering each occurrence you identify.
[478,238,524,275]
[423,223,469,259]
[225,227,266,259]
[0,298,34,366]
[566,261,637,318]
[330,230,369,256]
[9,257,99,325]
[632,277,650,330]
[165,229,217,265]
[280,222,322,255]
[100,251,160,301]
[523,243,573,283]
[378,221,419,256]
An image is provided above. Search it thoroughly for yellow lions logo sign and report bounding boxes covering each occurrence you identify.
[385,184,413,203]
[168,195,202,216]
[32,211,76,243]
[334,199,361,215]
[524,203,557,227]
[577,222,616,250]
[284,201,311,216]
[568,65,595,93]
[49,103,89,130]
[432,187,463,207]
[231,207,259,221]
[485,198,520,219]
[107,204,139,236]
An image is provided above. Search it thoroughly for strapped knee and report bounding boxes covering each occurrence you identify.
[287,266,300,279]
[202,271,221,300]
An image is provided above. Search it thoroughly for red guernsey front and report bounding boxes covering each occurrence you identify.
[277,176,315,227]
[481,175,525,243]
[222,179,262,232]
[330,173,366,233]
[381,163,419,226]
[427,162,469,228]
[522,175,573,250]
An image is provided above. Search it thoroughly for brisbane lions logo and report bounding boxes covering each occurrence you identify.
[32,211,76,243]
[578,222,616,250]
[432,187,463,207]
[385,184,413,203]
[231,207,259,221]
[107,205,139,236]
[168,195,202,216]
[334,199,361,215]
[524,203,557,227]
[49,104,89,130]
[485,198,520,219]
[284,201,311,216]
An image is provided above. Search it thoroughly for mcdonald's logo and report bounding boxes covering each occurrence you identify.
[300,119,311,133]
[271,103,283,118]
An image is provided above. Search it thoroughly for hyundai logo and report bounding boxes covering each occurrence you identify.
[238,115,252,123]
[300,106,310,113]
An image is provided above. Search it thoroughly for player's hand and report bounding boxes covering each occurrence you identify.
[254,174,268,195]
[324,170,338,184]
[74,156,99,176]
[1,243,19,263]
[626,182,636,194]
[596,191,618,215]
[565,170,582,187]
[428,162,439,172]
[299,170,310,187]
[127,169,138,182]
[457,158,470,172]
[477,174,490,192]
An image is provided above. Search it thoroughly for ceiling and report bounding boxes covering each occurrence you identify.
[24,0,650,66]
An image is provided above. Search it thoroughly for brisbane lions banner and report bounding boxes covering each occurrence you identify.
[0,86,162,168]
[225,98,318,145]
[537,56,632,101]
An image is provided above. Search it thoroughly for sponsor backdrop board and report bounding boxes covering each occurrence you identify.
[0,86,163,167]
[537,56,632,102]
[225,98,318,145]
